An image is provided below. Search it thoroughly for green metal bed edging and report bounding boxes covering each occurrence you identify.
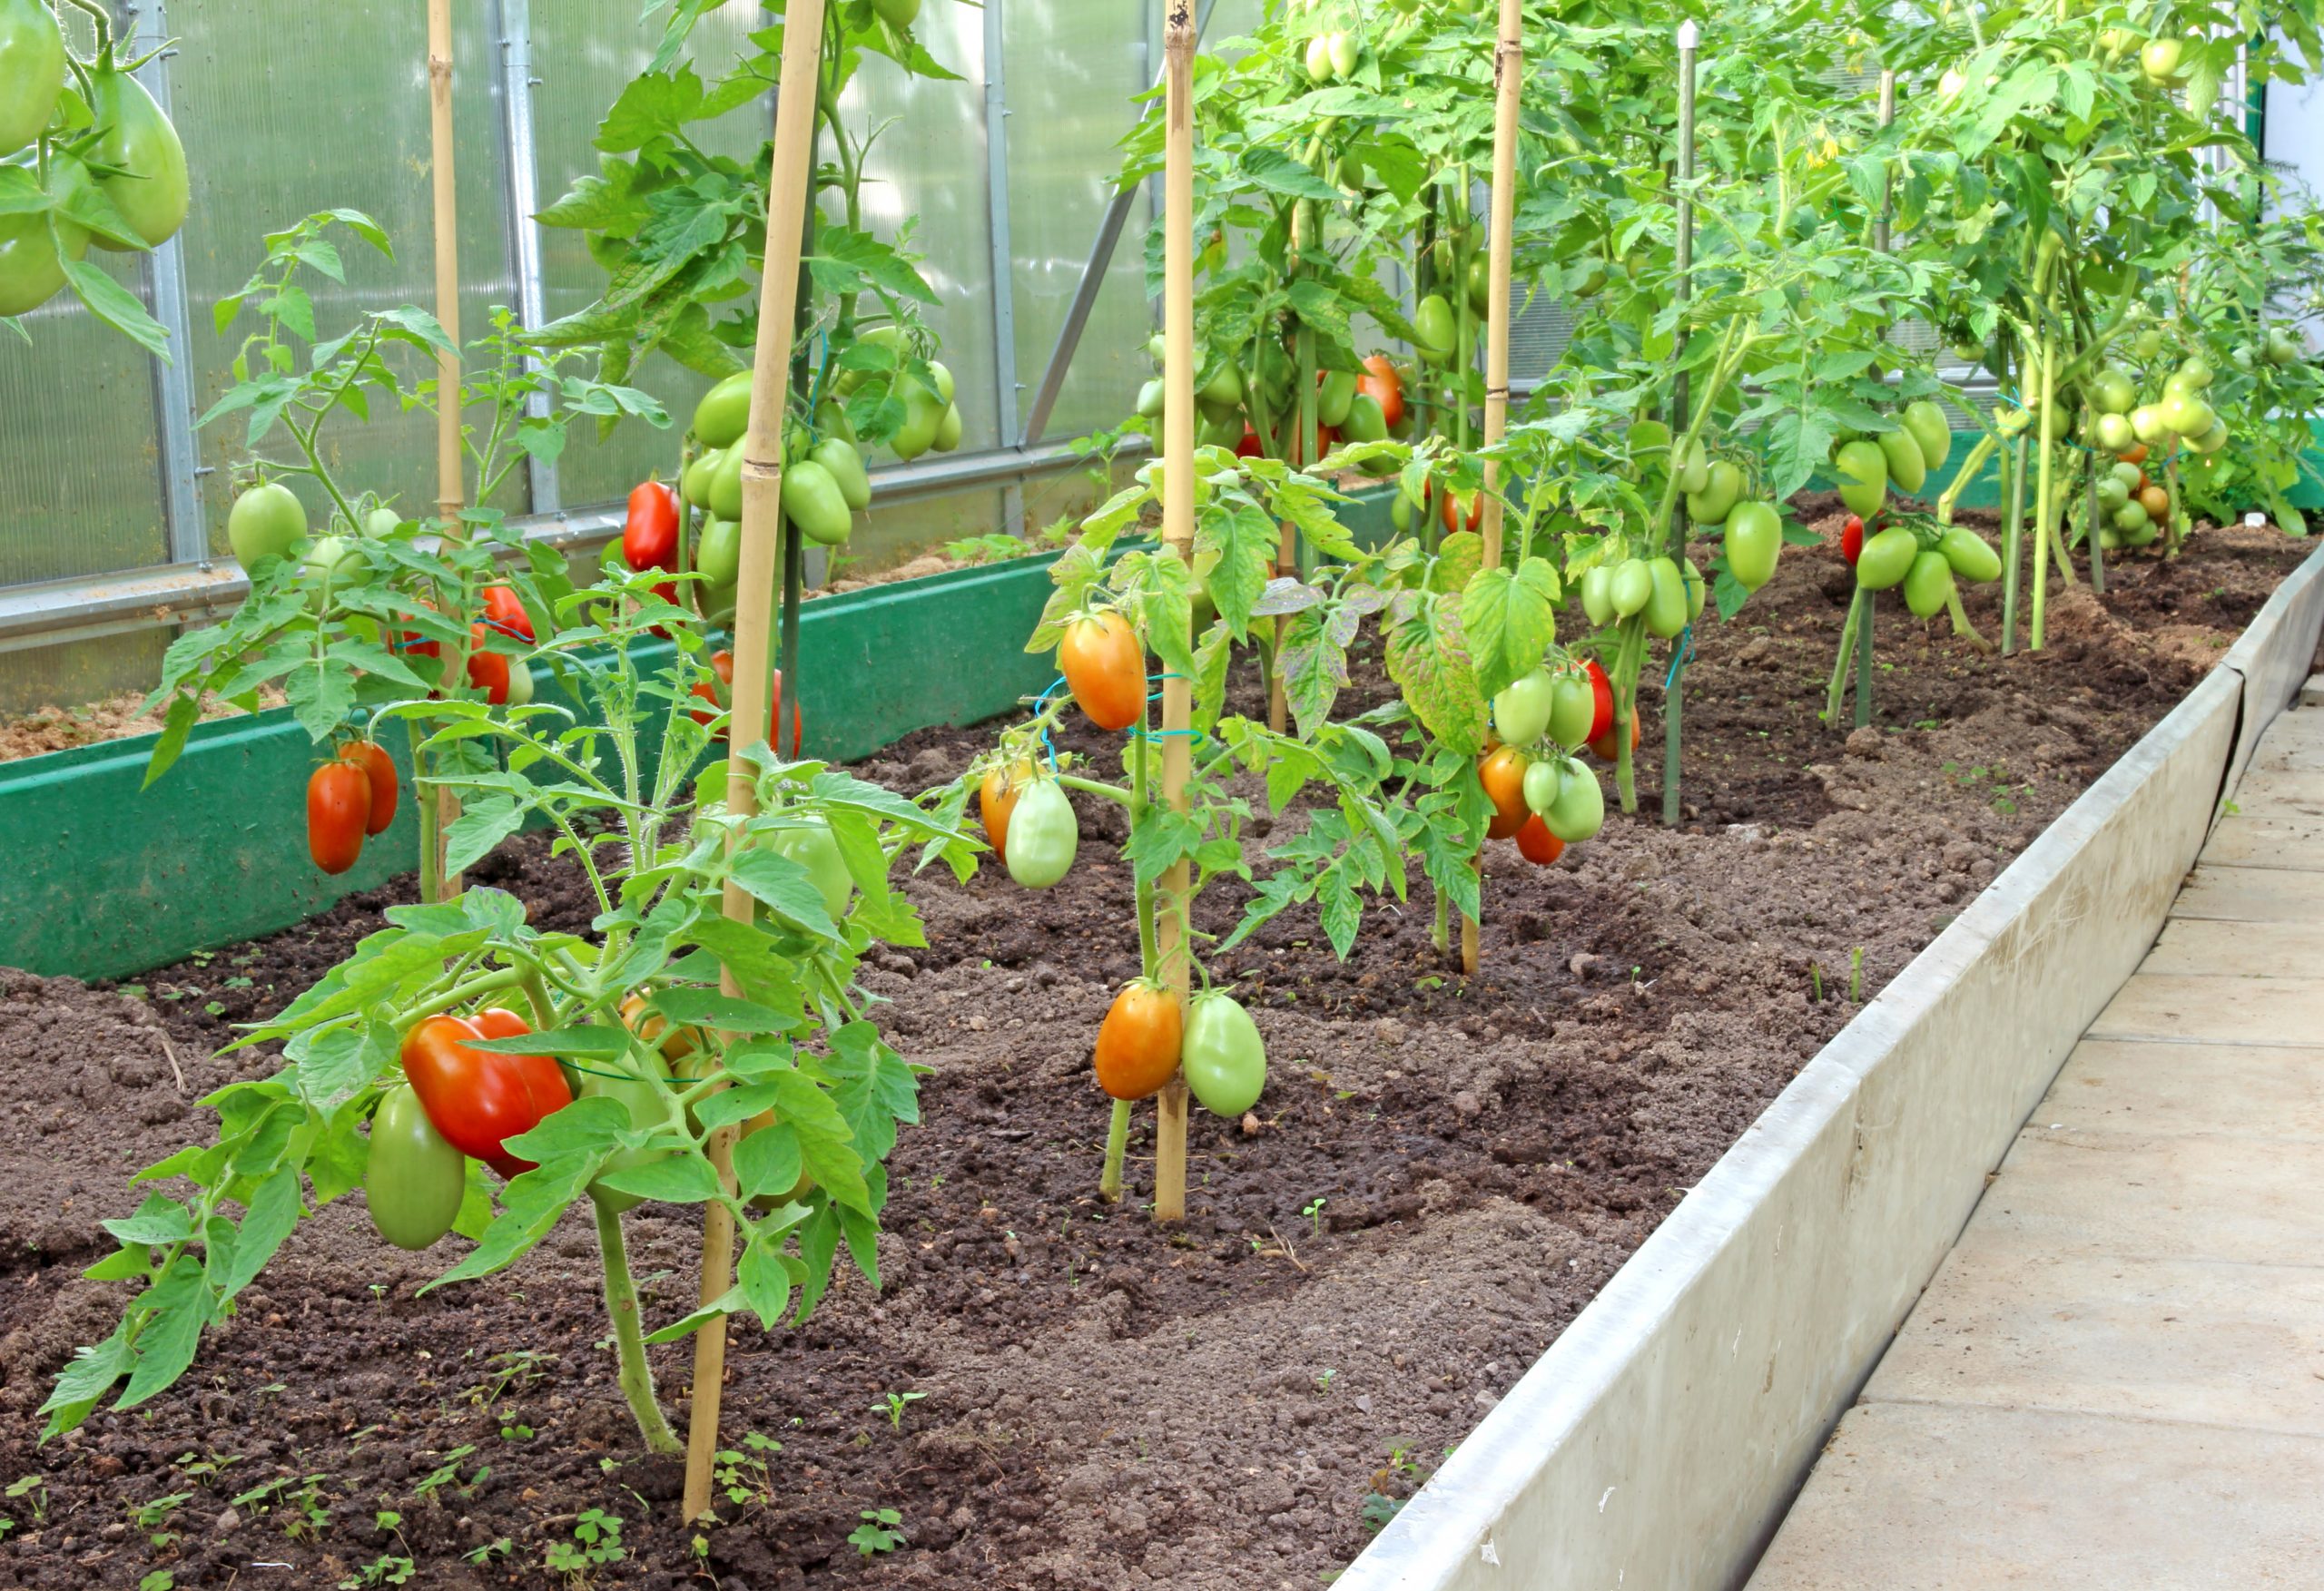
[0,550,1067,982]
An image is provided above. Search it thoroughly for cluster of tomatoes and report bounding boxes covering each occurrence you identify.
[1478,659,1616,869]
[1146,337,1407,468]
[1837,509,2004,614]
[305,741,400,877]
[367,1008,571,1252]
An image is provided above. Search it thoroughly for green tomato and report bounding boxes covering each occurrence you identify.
[1609,558,1654,619]
[783,458,855,546]
[1183,993,1267,1118]
[1682,558,1706,621]
[1579,565,1614,626]
[2130,405,2172,445]
[366,1085,467,1252]
[1522,759,1562,816]
[709,445,745,520]
[2141,37,2186,84]
[2093,370,2137,415]
[2177,356,2214,388]
[1832,439,1888,518]
[890,377,946,461]
[1305,33,1336,83]
[2096,476,2132,510]
[1413,295,1458,363]
[301,534,365,608]
[2134,328,2166,359]
[2111,461,2146,491]
[0,0,64,157]
[694,371,753,448]
[696,517,741,587]
[1543,760,1605,843]
[1198,361,1244,408]
[771,817,854,921]
[1685,459,1742,526]
[812,437,872,512]
[1896,399,1952,474]
[1004,779,1078,889]
[1549,673,1596,750]
[87,65,187,249]
[229,481,309,565]
[682,446,725,509]
[1318,370,1357,428]
[928,359,957,406]
[364,506,401,537]
[1675,438,1711,496]
[1903,549,1955,619]
[2159,392,2214,437]
[1643,557,1689,639]
[932,402,964,453]
[1328,29,1360,78]
[2188,421,2230,455]
[1465,253,1492,318]
[1342,392,1390,447]
[2112,499,2151,533]
[1492,668,1558,748]
[2094,412,2136,453]
[1875,429,1925,497]
[1855,525,1918,591]
[506,658,534,707]
[0,153,89,316]
[1136,377,1167,420]
[1723,501,1782,593]
[872,0,922,24]
[581,1048,677,1217]
[1939,526,2002,584]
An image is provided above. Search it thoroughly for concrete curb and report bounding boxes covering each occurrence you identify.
[1335,544,2324,1591]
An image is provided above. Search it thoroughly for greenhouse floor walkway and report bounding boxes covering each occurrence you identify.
[1745,679,2324,1589]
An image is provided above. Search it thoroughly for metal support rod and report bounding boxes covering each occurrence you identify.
[1020,0,1216,448]
[123,0,206,566]
[493,0,558,515]
[1661,21,1699,828]
[982,0,1024,534]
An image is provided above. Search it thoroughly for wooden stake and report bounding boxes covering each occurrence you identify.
[1153,3,1198,1226]
[682,0,829,1523]
[1462,0,1523,979]
[426,0,466,898]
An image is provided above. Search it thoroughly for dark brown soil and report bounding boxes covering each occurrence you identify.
[0,518,2307,1591]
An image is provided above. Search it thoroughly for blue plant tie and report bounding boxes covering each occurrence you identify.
[1664,624,1694,689]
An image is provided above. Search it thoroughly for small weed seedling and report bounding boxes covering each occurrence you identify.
[414,1445,488,1506]
[5,1475,46,1528]
[544,1508,624,1586]
[138,1572,174,1591]
[1302,1198,1327,1240]
[714,1431,783,1509]
[850,1508,907,1557]
[872,1390,927,1431]
[463,1537,514,1567]
[133,1490,192,1549]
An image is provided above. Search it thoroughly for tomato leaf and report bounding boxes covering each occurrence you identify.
[734,1121,804,1202]
[1197,498,1278,638]
[595,1154,724,1204]
[1384,592,1488,755]
[824,1023,920,1164]
[729,848,841,940]
[1461,559,1561,701]
[445,795,529,878]
[62,260,171,361]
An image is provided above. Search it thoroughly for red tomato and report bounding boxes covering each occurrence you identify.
[1479,746,1529,840]
[1841,515,1865,566]
[481,584,534,641]
[1236,427,1264,459]
[1358,354,1405,431]
[1289,421,1338,464]
[465,624,511,705]
[1515,815,1566,867]
[307,757,372,876]
[1092,979,1184,1102]
[339,741,399,836]
[401,1011,573,1179]
[1585,659,1614,742]
[1440,486,1483,535]
[1059,611,1147,732]
[623,480,681,573]
[688,649,804,756]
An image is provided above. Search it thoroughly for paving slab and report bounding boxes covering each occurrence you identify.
[2170,863,2324,922]
[1746,1401,2324,1590]
[2200,809,2324,868]
[1861,1243,2324,1436]
[2038,1038,2324,1135]
[2142,917,2324,977]
[2215,767,2324,818]
[1972,1125,2324,1267]
[2084,970,2324,1044]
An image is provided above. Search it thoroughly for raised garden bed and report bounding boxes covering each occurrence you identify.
[0,517,2309,1591]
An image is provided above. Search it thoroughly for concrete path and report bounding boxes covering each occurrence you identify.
[1746,686,2324,1589]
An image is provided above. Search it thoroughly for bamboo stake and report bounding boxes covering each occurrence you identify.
[1660,21,1700,822]
[1854,66,1892,736]
[1153,3,1197,1226]
[1459,0,1523,978]
[683,0,828,1522]
[426,0,465,899]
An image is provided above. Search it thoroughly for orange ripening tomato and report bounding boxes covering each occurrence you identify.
[402,1010,573,1179]
[619,992,702,1063]
[1440,486,1483,535]
[2117,443,2149,466]
[1358,354,1405,431]
[307,757,372,876]
[339,741,399,836]
[1515,815,1566,867]
[1092,979,1185,1102]
[1479,746,1529,840]
[979,760,1031,861]
[1059,611,1147,732]
[2138,483,2171,521]
[1590,710,1642,762]
[481,584,534,642]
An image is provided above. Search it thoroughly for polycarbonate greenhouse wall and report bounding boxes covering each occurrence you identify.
[0,0,1313,713]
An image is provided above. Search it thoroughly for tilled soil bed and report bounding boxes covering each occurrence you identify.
[0,518,2309,1591]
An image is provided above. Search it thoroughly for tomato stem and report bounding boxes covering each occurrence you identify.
[1054,774,1132,807]
[1098,1100,1132,1204]
[594,1199,682,1455]
[395,967,527,1032]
